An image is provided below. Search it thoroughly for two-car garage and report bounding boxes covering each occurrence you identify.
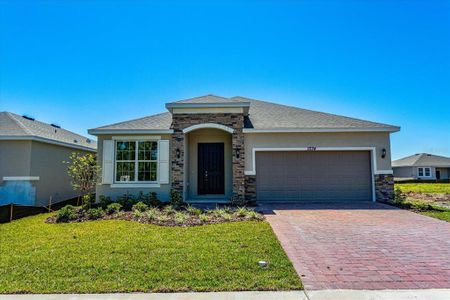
[255,151,373,203]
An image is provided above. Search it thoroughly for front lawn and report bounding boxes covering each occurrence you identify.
[420,211,450,222]
[0,213,302,293]
[396,183,450,194]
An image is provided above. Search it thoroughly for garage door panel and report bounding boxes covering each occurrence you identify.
[256,151,372,203]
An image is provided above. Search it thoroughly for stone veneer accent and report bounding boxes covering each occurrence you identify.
[244,175,256,204]
[375,174,394,203]
[170,113,245,200]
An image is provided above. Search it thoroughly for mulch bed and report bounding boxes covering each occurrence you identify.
[405,192,450,209]
[45,211,264,227]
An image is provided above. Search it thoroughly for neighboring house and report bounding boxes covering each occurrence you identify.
[88,95,400,204]
[0,112,97,206]
[393,153,450,180]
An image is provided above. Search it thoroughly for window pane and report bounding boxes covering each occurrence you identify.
[425,168,430,176]
[418,168,424,176]
[138,141,158,161]
[138,161,157,181]
[116,141,136,160]
[116,162,135,181]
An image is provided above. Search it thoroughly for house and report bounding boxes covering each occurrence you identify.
[88,95,400,204]
[393,153,450,180]
[0,112,97,207]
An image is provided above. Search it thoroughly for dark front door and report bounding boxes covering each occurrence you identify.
[436,170,441,180]
[198,143,225,195]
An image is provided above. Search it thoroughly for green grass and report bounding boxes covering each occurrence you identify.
[420,211,450,222]
[0,213,302,293]
[396,183,450,194]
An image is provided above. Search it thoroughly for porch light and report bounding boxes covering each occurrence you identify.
[381,148,386,159]
[176,148,181,159]
[235,149,240,159]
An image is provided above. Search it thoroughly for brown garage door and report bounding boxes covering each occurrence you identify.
[256,151,372,203]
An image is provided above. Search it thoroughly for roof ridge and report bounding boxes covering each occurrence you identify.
[6,112,33,135]
[233,96,398,128]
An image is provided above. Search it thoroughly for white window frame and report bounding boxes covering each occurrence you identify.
[113,139,159,184]
[418,167,431,178]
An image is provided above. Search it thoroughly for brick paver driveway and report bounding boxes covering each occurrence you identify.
[261,202,450,290]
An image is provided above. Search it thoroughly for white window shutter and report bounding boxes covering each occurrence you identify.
[158,140,170,184]
[102,140,114,184]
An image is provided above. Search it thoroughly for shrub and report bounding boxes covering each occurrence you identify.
[98,195,112,208]
[132,201,149,212]
[394,188,406,204]
[169,189,184,208]
[157,214,170,222]
[146,208,159,220]
[174,211,188,224]
[235,207,249,218]
[81,194,95,210]
[105,203,122,215]
[86,208,105,220]
[133,210,144,219]
[162,205,177,215]
[199,214,211,223]
[186,205,202,216]
[149,192,161,207]
[245,210,262,220]
[56,205,78,223]
[117,193,138,210]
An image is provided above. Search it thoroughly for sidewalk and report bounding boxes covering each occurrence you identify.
[1,290,450,300]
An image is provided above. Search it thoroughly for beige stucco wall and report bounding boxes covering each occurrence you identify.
[30,141,93,207]
[244,132,393,172]
[96,134,172,201]
[0,140,32,184]
[186,129,232,200]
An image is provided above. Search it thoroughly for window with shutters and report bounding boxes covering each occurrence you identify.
[115,140,158,183]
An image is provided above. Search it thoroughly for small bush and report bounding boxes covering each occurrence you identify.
[245,210,262,220]
[157,214,170,222]
[133,210,144,219]
[162,205,177,215]
[81,194,95,210]
[149,192,161,207]
[98,195,113,208]
[174,211,188,224]
[105,203,122,215]
[132,201,149,212]
[86,208,105,220]
[394,188,406,204]
[146,208,159,220]
[117,193,138,210]
[56,205,78,223]
[235,207,249,217]
[169,189,184,208]
[199,214,211,223]
[186,205,202,216]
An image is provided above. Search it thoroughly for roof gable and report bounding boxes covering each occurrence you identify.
[89,95,400,134]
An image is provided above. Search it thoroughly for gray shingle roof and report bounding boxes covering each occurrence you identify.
[393,153,450,167]
[0,112,97,151]
[89,95,399,133]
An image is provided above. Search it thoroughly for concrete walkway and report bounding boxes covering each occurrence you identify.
[1,290,450,300]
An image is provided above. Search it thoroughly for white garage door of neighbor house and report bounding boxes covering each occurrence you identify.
[256,151,372,203]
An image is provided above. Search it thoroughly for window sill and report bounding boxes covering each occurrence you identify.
[110,183,161,188]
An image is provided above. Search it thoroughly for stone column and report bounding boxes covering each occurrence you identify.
[375,174,394,203]
[171,129,184,193]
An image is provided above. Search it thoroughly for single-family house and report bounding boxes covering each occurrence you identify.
[0,112,97,206]
[393,153,450,180]
[88,95,399,204]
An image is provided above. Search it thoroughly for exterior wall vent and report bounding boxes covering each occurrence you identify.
[22,115,35,121]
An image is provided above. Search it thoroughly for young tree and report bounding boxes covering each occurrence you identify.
[65,153,100,205]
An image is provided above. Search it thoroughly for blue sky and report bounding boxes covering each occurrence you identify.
[0,0,449,159]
